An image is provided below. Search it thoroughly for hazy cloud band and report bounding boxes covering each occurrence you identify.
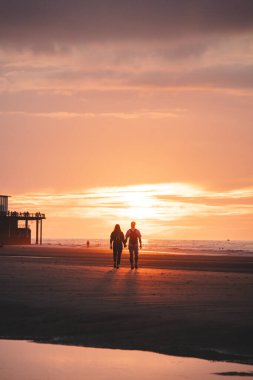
[1,1,253,49]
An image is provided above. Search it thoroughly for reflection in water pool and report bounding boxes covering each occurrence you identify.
[0,340,252,380]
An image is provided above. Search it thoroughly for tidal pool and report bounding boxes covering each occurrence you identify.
[0,340,252,380]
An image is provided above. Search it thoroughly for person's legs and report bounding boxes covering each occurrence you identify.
[129,245,134,269]
[113,247,117,268]
[133,245,139,268]
[117,247,122,268]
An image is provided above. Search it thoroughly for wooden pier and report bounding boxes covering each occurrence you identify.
[0,196,46,245]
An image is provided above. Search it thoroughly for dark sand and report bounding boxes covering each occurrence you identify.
[0,245,253,363]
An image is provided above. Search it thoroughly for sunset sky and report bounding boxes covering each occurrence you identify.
[1,0,253,240]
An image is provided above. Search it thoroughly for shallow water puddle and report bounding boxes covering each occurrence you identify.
[0,340,252,380]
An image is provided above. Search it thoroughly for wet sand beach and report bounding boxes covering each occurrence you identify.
[0,245,253,364]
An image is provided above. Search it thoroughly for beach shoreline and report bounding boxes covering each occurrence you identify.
[1,245,253,364]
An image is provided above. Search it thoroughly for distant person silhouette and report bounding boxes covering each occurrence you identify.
[110,224,125,269]
[125,221,142,269]
[86,240,90,248]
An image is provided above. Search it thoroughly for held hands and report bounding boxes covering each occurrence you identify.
[140,244,142,250]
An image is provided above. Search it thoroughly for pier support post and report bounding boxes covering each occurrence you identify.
[40,220,43,245]
[25,218,28,237]
[36,220,39,245]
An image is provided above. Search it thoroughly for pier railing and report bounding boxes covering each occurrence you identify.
[0,211,46,219]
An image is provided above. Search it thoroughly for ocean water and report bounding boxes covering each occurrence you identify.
[41,238,253,256]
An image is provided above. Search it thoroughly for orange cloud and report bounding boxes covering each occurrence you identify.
[9,183,253,239]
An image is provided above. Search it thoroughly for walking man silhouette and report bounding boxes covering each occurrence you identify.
[125,221,142,269]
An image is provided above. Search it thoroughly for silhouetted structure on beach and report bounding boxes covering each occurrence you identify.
[0,195,46,245]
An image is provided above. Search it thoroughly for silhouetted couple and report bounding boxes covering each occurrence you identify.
[110,221,142,269]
